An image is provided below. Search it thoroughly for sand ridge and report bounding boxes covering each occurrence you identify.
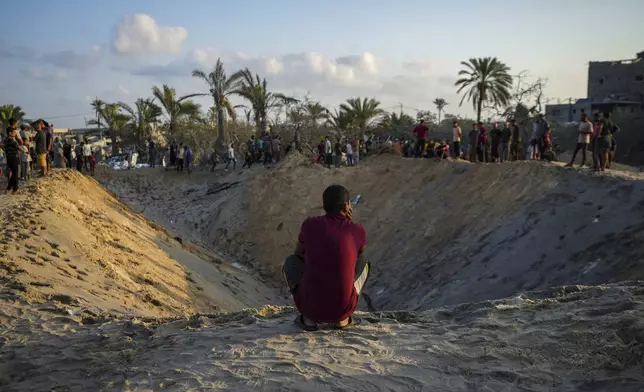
[0,170,282,319]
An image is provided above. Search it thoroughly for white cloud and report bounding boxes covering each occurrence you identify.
[112,14,188,55]
[128,48,383,90]
[112,48,467,115]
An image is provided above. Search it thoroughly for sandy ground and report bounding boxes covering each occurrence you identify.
[2,284,643,391]
[0,156,643,391]
[101,153,644,310]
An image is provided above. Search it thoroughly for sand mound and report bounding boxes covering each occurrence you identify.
[0,170,281,319]
[2,282,642,391]
[101,156,644,310]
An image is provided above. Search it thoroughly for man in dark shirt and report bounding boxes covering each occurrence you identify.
[33,119,48,177]
[148,138,156,168]
[44,121,53,170]
[413,120,429,158]
[598,112,620,171]
[500,121,512,162]
[283,185,369,330]
[468,123,478,162]
[4,118,21,193]
[489,122,502,162]
[510,119,521,161]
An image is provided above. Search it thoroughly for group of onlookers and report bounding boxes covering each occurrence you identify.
[316,135,363,168]
[565,111,619,171]
[1,118,98,194]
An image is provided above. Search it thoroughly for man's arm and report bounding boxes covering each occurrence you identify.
[294,219,307,258]
[294,242,305,258]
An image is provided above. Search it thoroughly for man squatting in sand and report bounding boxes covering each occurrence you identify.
[283,185,370,330]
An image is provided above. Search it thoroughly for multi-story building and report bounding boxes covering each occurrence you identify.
[546,51,644,123]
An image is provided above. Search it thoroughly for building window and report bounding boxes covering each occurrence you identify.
[552,110,561,116]
[573,109,577,114]
[636,74,643,82]
[599,78,604,84]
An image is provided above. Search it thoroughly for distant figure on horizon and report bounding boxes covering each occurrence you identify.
[324,136,333,168]
[452,121,462,159]
[468,123,478,162]
[148,138,156,168]
[566,112,593,168]
[283,185,370,331]
[510,119,521,161]
[225,142,237,170]
[413,120,429,158]
[176,143,185,172]
[500,121,512,162]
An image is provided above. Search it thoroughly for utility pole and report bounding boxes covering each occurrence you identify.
[399,103,403,117]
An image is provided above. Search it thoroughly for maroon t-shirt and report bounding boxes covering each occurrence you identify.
[295,214,367,323]
[414,124,428,139]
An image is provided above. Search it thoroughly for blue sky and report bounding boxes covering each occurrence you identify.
[2,0,643,128]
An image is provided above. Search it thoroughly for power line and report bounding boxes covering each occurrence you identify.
[40,112,94,120]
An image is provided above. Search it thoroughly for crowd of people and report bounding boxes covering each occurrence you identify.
[1,118,100,194]
[394,111,620,171]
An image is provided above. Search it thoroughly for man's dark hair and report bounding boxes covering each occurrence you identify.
[420,120,425,124]
[604,111,611,118]
[8,118,17,126]
[322,185,350,214]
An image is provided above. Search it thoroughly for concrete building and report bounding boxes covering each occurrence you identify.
[588,51,644,102]
[545,99,592,123]
[546,51,644,123]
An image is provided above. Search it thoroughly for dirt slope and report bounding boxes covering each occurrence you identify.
[0,170,281,320]
[101,154,644,312]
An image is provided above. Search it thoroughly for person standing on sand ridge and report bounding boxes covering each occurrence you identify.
[283,185,370,331]
[452,121,462,158]
[4,119,22,193]
[33,119,49,177]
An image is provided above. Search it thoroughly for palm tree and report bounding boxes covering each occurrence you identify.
[339,97,384,135]
[454,57,513,123]
[0,104,26,129]
[192,59,243,146]
[151,84,201,137]
[303,101,329,125]
[326,108,354,134]
[118,98,163,144]
[433,98,448,124]
[378,111,415,130]
[87,101,131,154]
[233,68,298,134]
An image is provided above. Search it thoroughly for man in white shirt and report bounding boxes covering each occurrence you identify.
[566,112,593,168]
[324,136,333,168]
[345,140,354,166]
[82,141,92,170]
[225,143,237,170]
[272,136,281,163]
[452,121,462,158]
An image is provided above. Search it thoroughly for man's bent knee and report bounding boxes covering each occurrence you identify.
[283,254,305,294]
